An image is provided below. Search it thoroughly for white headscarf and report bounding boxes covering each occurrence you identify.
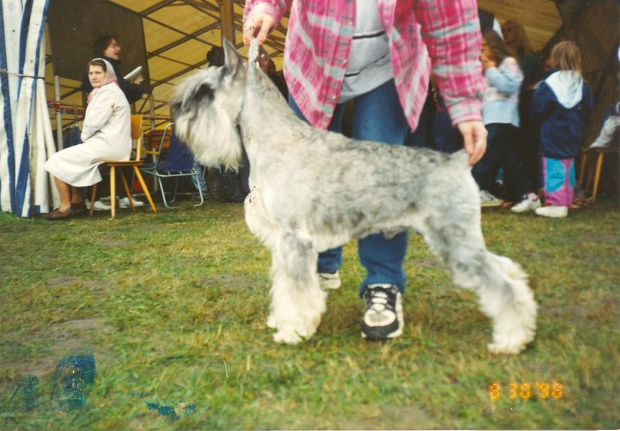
[86,58,118,103]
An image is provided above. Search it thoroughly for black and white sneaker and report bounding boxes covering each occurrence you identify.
[510,195,541,213]
[361,284,403,340]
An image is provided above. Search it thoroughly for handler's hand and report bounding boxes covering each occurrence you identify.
[243,13,275,46]
[457,120,487,166]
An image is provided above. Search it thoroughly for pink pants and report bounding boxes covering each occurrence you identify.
[542,157,575,206]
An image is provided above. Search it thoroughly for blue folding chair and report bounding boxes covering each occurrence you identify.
[139,123,204,208]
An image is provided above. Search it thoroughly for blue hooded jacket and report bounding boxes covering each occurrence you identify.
[531,69,593,159]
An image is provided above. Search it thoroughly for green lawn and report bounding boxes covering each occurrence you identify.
[0,197,618,429]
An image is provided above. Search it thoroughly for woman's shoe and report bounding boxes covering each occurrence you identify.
[46,207,73,220]
[70,201,87,216]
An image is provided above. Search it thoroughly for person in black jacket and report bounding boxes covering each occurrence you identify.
[81,35,142,105]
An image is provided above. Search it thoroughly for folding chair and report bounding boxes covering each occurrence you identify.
[139,123,205,208]
[579,145,619,202]
[90,114,157,218]
[579,107,620,202]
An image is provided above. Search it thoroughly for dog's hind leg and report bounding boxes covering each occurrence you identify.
[267,233,327,344]
[420,211,537,355]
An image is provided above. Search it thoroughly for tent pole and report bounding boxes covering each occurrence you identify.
[219,0,235,45]
[149,93,155,130]
[54,75,62,150]
[149,93,158,192]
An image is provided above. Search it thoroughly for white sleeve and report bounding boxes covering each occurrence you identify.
[591,115,620,148]
[81,88,116,141]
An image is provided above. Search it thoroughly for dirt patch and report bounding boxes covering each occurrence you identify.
[339,404,443,429]
[579,234,620,244]
[46,275,82,288]
[0,318,113,379]
[198,273,263,289]
[408,257,446,270]
[544,295,619,325]
[82,279,115,291]
[100,240,130,248]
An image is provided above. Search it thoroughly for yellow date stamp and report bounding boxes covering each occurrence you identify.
[488,382,563,400]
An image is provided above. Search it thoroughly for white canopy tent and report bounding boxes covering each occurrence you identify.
[1,0,56,217]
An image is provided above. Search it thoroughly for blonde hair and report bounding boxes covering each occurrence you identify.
[550,41,583,76]
[501,20,533,57]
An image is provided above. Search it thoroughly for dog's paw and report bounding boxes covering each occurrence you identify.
[266,315,277,329]
[488,341,525,355]
[488,328,535,355]
[273,328,303,344]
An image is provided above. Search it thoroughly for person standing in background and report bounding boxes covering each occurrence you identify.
[502,20,543,190]
[81,35,142,104]
[531,41,593,218]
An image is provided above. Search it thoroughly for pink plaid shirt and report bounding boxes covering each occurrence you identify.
[244,0,484,131]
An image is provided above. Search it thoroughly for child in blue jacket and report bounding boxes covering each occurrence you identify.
[531,41,593,217]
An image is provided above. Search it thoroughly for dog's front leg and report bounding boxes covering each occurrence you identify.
[267,233,327,344]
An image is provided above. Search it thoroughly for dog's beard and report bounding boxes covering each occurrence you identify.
[172,70,243,172]
[174,103,242,172]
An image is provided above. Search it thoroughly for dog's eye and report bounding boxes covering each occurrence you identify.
[170,100,182,117]
[195,83,214,101]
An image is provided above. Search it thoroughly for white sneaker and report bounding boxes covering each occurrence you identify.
[119,197,145,209]
[85,199,111,211]
[535,205,568,218]
[511,195,542,213]
[479,190,503,207]
[319,271,341,289]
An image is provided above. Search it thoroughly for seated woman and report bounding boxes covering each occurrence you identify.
[44,58,131,220]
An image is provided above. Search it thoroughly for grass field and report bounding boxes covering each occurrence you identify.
[0,195,618,430]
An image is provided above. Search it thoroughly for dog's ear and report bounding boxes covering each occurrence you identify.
[223,38,243,76]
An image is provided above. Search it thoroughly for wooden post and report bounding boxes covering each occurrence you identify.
[219,0,235,45]
[554,0,581,39]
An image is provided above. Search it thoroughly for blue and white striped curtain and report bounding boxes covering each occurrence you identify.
[1,0,56,217]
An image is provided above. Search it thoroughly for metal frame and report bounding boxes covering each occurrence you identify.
[139,123,205,208]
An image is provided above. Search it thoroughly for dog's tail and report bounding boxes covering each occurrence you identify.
[246,38,261,84]
[248,38,260,65]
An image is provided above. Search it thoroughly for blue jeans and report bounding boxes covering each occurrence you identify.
[289,79,410,295]
[191,158,208,193]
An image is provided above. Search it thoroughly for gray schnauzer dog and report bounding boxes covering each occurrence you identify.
[171,39,537,355]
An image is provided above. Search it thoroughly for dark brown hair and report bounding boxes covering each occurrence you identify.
[206,46,225,67]
[482,29,511,64]
[93,35,118,57]
[88,58,107,72]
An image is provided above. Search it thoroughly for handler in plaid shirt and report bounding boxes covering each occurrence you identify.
[243,0,487,340]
